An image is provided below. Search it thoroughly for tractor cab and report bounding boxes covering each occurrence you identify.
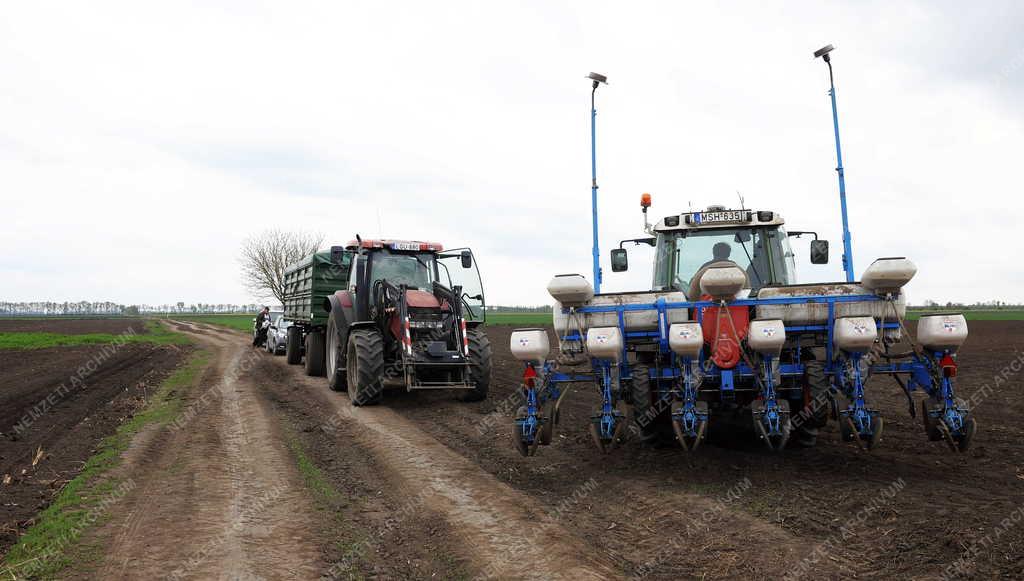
[612,202,830,298]
[343,239,485,322]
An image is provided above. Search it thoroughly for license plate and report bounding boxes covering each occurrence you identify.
[695,210,745,224]
[391,242,420,251]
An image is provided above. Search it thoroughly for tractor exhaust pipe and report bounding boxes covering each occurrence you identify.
[814,45,856,283]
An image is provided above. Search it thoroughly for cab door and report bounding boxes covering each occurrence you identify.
[438,248,485,322]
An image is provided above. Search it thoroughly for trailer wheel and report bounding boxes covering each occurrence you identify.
[286,327,302,365]
[326,311,347,392]
[347,329,384,406]
[305,332,326,377]
[460,329,491,402]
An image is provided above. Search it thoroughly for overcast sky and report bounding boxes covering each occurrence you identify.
[2,1,1022,307]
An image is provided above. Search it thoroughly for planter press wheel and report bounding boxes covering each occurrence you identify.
[512,406,539,457]
[938,414,977,453]
[588,409,626,454]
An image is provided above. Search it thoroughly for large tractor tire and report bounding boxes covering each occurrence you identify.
[347,328,384,406]
[305,332,326,377]
[630,364,661,443]
[793,359,830,447]
[325,311,347,392]
[459,329,492,402]
[286,327,302,365]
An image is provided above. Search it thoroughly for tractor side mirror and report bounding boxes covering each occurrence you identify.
[810,240,829,264]
[460,250,473,269]
[610,248,629,272]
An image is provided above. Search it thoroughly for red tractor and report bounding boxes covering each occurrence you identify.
[322,237,491,405]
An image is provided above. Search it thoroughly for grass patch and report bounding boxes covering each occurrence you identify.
[0,320,190,350]
[906,309,1024,321]
[169,314,255,332]
[281,428,372,579]
[486,312,551,326]
[286,435,340,503]
[1,347,209,579]
[281,425,469,580]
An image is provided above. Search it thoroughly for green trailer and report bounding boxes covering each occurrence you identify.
[282,246,352,375]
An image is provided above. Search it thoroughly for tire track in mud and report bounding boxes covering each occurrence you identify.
[246,324,824,579]
[85,325,322,580]
[391,325,1024,580]
[279,365,619,579]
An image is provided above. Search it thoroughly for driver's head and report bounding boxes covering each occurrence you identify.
[712,242,731,261]
[262,306,269,313]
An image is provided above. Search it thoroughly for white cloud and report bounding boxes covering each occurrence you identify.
[1,1,1021,306]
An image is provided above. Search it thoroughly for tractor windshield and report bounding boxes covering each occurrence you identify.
[653,226,795,296]
[370,250,437,290]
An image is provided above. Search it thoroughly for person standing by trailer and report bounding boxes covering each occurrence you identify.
[252,306,271,347]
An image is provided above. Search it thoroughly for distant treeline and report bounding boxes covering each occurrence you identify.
[0,302,263,317]
[0,301,552,317]
[910,301,1022,310]
[486,305,552,313]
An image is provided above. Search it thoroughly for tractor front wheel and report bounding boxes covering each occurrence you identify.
[347,328,384,406]
[459,329,492,402]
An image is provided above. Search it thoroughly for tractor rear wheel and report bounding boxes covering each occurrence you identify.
[630,364,661,443]
[347,328,384,406]
[286,327,302,365]
[326,312,347,392]
[304,332,325,377]
[793,360,830,447]
[460,329,492,402]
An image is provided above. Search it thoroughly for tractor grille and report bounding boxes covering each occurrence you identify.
[408,310,445,330]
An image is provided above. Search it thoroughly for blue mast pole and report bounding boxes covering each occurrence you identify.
[590,85,602,292]
[586,73,607,292]
[816,46,855,282]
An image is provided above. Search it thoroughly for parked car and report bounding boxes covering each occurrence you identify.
[252,309,283,348]
[265,314,292,356]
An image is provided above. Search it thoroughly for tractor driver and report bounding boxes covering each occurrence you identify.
[699,242,733,271]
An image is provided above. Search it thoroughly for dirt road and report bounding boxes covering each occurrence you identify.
[81,321,618,580]
[79,322,323,579]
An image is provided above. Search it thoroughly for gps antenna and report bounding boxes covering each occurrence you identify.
[587,72,608,292]
[815,44,856,282]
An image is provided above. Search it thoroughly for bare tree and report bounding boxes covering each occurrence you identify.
[240,230,326,306]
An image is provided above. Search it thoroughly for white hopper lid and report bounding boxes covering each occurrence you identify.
[861,257,917,294]
[547,274,594,306]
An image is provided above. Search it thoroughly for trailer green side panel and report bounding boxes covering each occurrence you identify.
[283,250,351,326]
